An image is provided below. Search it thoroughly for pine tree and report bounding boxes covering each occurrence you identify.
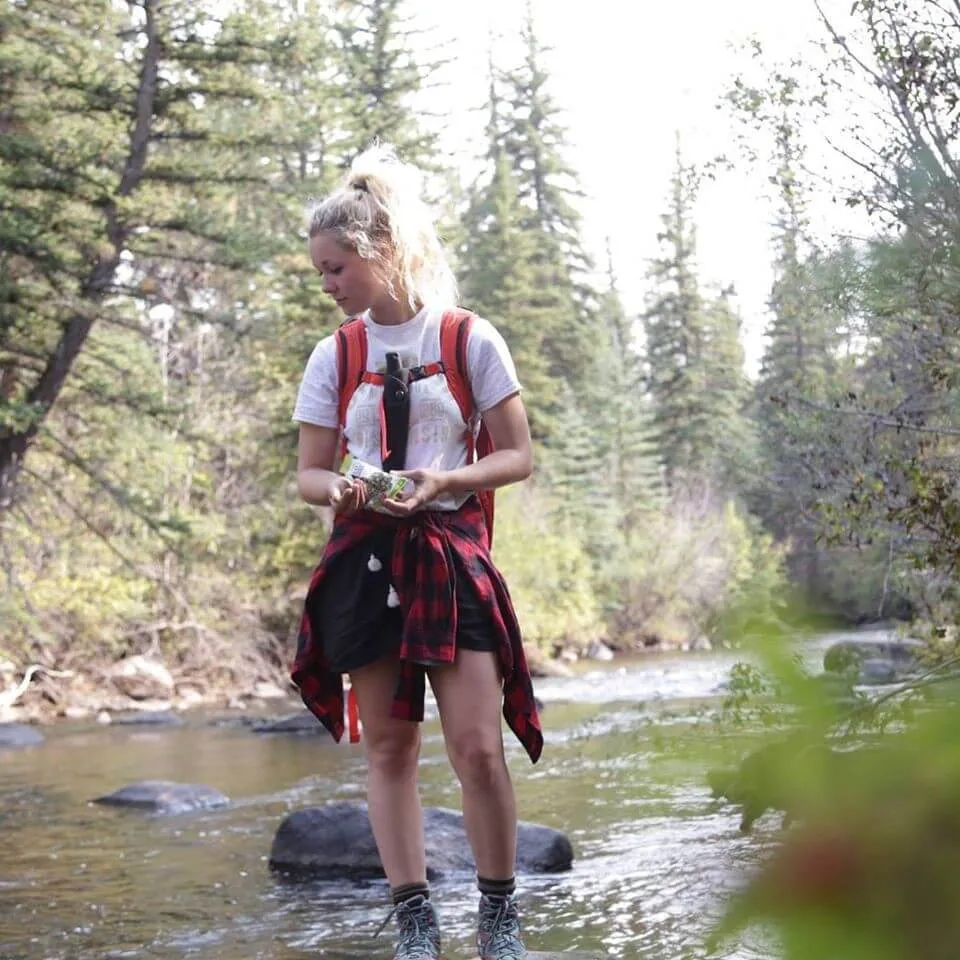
[753,112,841,547]
[588,245,665,542]
[332,0,440,165]
[644,141,751,496]
[497,2,597,391]
[643,141,715,490]
[701,291,754,493]
[0,0,276,515]
[458,57,559,441]
[460,153,557,442]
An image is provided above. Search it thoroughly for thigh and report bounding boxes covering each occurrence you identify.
[428,649,504,745]
[349,655,420,752]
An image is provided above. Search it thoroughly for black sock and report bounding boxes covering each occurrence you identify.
[392,881,430,905]
[478,875,515,899]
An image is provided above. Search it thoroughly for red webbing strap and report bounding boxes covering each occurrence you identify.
[335,318,367,460]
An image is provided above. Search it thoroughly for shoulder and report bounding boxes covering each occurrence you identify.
[455,311,521,412]
[301,332,339,383]
[460,312,512,360]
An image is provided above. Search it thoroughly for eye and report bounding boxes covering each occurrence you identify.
[330,267,343,276]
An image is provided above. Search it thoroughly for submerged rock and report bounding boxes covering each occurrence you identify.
[252,711,324,735]
[823,637,923,685]
[269,802,574,880]
[93,780,229,815]
[0,723,44,750]
[112,710,185,727]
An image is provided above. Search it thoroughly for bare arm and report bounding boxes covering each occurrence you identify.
[442,392,533,494]
[296,424,363,515]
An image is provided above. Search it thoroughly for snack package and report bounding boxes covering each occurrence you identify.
[340,453,415,507]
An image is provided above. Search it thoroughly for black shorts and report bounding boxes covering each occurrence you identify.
[311,528,497,674]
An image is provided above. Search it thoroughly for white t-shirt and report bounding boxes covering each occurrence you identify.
[292,305,521,509]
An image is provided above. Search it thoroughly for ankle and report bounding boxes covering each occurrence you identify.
[392,881,430,905]
[478,875,516,899]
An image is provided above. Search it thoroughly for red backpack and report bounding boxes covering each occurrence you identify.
[333,308,497,543]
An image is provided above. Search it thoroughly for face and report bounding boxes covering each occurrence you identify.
[309,232,386,317]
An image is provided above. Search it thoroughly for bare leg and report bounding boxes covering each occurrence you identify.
[429,650,517,878]
[349,656,426,886]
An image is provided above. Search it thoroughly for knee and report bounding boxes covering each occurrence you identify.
[364,724,421,780]
[447,729,505,787]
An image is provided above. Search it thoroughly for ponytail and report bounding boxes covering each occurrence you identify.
[307,143,458,310]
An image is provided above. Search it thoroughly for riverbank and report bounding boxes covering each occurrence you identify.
[0,639,620,727]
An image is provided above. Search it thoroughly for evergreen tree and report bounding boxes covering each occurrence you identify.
[644,141,750,495]
[643,142,715,490]
[332,0,440,164]
[459,152,557,442]
[497,2,597,391]
[0,0,274,515]
[753,110,841,554]
[588,246,665,543]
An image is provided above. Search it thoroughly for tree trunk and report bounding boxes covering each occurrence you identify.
[0,0,160,517]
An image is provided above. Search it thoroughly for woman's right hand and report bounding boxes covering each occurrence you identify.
[328,476,365,515]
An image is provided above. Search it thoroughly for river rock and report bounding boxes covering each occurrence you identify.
[108,656,175,701]
[823,637,923,685]
[586,641,614,662]
[112,710,185,727]
[252,711,324,735]
[93,780,229,814]
[0,723,44,749]
[269,802,574,880]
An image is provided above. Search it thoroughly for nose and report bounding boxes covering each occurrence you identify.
[322,277,338,296]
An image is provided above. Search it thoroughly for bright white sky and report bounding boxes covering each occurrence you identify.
[409,0,869,375]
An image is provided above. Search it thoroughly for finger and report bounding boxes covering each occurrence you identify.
[382,497,419,515]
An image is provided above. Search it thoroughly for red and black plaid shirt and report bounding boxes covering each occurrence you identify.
[291,497,543,764]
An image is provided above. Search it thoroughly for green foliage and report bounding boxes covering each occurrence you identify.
[644,142,753,495]
[491,483,604,651]
[707,616,960,960]
[607,492,787,649]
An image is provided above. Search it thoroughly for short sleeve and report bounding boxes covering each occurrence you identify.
[464,316,523,413]
[292,335,339,428]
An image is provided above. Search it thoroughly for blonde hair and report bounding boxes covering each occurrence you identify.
[308,143,458,310]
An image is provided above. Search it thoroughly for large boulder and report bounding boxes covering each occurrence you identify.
[108,656,176,701]
[823,637,923,685]
[269,802,574,880]
[0,723,44,750]
[92,780,229,815]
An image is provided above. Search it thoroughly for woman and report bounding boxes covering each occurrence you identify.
[290,143,543,960]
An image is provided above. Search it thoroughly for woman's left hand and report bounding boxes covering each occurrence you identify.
[381,468,449,515]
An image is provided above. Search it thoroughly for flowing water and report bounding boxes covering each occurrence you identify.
[0,632,865,960]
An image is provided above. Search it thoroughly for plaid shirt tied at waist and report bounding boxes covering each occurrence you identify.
[291,497,543,763]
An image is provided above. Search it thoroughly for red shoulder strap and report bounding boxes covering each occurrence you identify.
[440,309,496,544]
[335,317,367,460]
[439,309,475,424]
[335,317,367,429]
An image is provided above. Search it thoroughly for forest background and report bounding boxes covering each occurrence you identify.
[2,0,958,714]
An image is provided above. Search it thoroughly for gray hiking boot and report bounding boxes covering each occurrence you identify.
[377,894,441,960]
[477,893,527,960]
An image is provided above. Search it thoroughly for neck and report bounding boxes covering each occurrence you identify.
[369,293,421,326]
